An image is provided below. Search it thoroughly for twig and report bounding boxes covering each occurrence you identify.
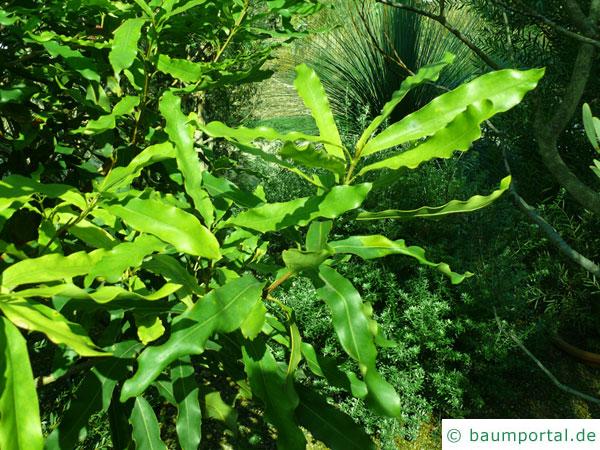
[375,0,502,70]
[494,308,600,406]
[35,358,105,387]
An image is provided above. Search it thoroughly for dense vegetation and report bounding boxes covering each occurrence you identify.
[0,1,599,449]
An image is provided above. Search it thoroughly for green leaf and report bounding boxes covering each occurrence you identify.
[0,175,84,213]
[85,234,168,286]
[328,235,471,284]
[204,391,237,432]
[130,397,168,450]
[202,172,263,208]
[356,53,455,153]
[305,220,332,252]
[73,96,140,135]
[132,0,155,17]
[142,254,203,295]
[295,384,376,450]
[156,54,205,83]
[279,142,345,175]
[171,358,202,450]
[109,18,146,77]
[103,197,220,259]
[14,282,181,304]
[1,249,105,291]
[163,0,207,19]
[362,68,545,156]
[0,317,43,450]
[100,142,176,192]
[135,315,166,345]
[583,103,600,152]
[0,298,108,356]
[45,341,142,450]
[358,175,511,220]
[42,41,101,82]
[223,183,372,233]
[242,337,306,450]
[314,265,400,417]
[359,102,490,175]
[282,248,330,273]
[294,64,345,160]
[121,276,264,400]
[160,91,214,226]
[240,301,267,340]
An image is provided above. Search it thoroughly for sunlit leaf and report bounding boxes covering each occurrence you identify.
[130,397,168,450]
[109,18,146,77]
[0,317,43,450]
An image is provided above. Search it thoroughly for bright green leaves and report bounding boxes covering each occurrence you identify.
[157,55,205,83]
[294,64,345,160]
[329,235,471,284]
[73,96,140,135]
[160,91,214,226]
[242,338,306,450]
[1,250,105,291]
[109,18,146,77]
[104,197,220,259]
[356,53,455,153]
[361,67,545,156]
[223,183,371,233]
[0,317,43,450]
[130,397,168,450]
[41,40,101,82]
[121,276,264,400]
[314,265,401,417]
[583,103,600,152]
[358,175,512,220]
[171,358,202,450]
[0,298,107,357]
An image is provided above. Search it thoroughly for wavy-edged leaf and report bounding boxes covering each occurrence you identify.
[73,96,140,135]
[0,317,43,450]
[0,298,108,356]
[305,220,332,252]
[121,275,264,400]
[142,254,203,295]
[0,175,85,213]
[282,248,330,273]
[204,391,237,432]
[242,337,306,450]
[171,358,202,450]
[362,68,545,156]
[160,91,214,226]
[356,53,455,153]
[163,0,207,20]
[202,172,263,208]
[200,120,331,146]
[42,40,101,81]
[1,249,105,291]
[222,183,371,233]
[85,234,168,286]
[314,265,400,417]
[14,282,181,304]
[279,142,345,175]
[135,314,166,345]
[295,384,376,450]
[45,341,142,450]
[156,54,205,83]
[100,142,176,192]
[329,235,471,284]
[360,102,490,175]
[109,18,146,76]
[359,175,511,220]
[103,197,220,259]
[130,397,167,450]
[294,64,344,160]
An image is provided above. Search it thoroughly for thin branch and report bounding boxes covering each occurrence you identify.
[494,308,600,406]
[493,0,600,48]
[499,143,600,278]
[375,0,502,70]
[35,358,105,387]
